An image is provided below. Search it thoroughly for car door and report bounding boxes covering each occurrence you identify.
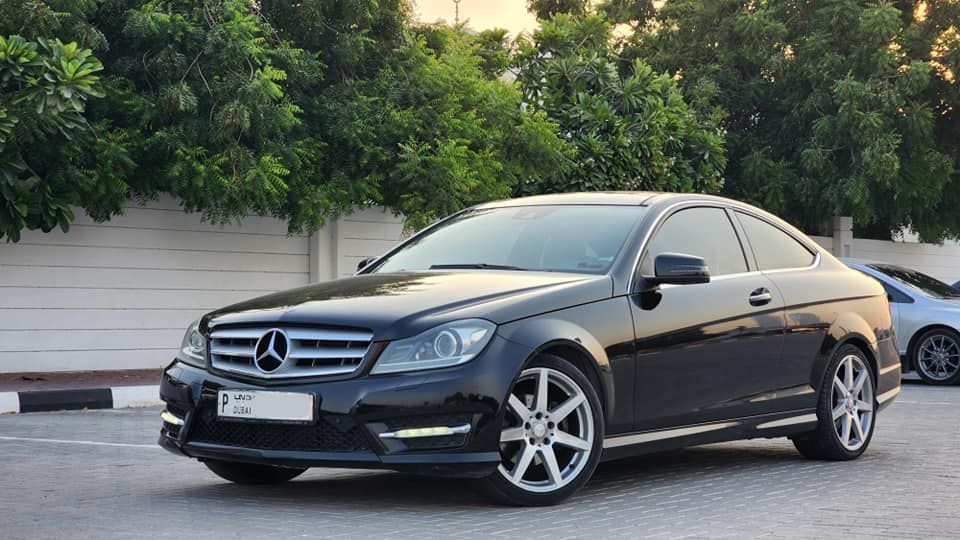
[732,211,828,411]
[631,206,786,431]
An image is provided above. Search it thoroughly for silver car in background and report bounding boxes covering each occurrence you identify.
[845,260,960,385]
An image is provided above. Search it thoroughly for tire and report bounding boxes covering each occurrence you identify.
[481,354,604,506]
[792,344,876,461]
[912,328,960,385]
[204,459,307,485]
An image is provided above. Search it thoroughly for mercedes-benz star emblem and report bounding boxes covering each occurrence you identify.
[254,329,289,373]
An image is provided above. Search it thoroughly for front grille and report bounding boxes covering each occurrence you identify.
[189,414,371,452]
[209,326,373,379]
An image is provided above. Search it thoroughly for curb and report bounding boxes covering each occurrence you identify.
[0,385,160,414]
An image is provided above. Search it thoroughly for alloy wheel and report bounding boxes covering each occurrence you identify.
[831,354,874,451]
[917,334,960,382]
[497,367,594,493]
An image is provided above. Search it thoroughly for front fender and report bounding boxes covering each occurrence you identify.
[496,314,618,426]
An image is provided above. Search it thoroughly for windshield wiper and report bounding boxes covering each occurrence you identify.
[430,263,530,271]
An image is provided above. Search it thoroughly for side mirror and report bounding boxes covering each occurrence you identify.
[646,253,710,286]
[357,256,377,272]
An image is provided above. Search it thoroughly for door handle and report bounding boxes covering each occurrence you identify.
[749,288,773,306]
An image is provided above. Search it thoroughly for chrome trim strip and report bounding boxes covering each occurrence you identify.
[879,363,900,375]
[708,270,763,282]
[877,386,901,404]
[211,327,374,342]
[160,410,184,426]
[602,421,740,449]
[756,413,818,430]
[378,423,472,439]
[761,252,822,274]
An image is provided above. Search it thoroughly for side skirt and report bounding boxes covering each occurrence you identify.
[600,410,817,462]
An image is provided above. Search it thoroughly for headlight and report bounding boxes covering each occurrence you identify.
[177,319,206,368]
[371,319,496,375]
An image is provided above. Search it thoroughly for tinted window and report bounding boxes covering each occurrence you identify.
[856,271,912,303]
[883,283,912,303]
[641,207,748,276]
[737,212,815,270]
[868,264,960,299]
[373,205,643,274]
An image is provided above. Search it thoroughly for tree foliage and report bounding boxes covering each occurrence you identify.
[620,0,960,240]
[0,0,566,240]
[514,14,726,195]
[528,0,588,21]
[0,34,106,241]
[320,27,568,229]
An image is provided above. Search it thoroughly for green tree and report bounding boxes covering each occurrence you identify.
[514,14,726,195]
[0,0,569,240]
[528,0,589,20]
[319,30,568,229]
[626,0,960,240]
[0,35,107,241]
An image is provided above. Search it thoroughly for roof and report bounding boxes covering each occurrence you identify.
[474,191,742,209]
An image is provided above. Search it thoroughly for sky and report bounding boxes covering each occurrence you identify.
[412,0,539,37]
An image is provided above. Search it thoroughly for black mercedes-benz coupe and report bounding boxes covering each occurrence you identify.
[159,192,901,505]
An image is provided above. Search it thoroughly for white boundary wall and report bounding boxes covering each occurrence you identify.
[0,196,403,373]
[811,231,960,283]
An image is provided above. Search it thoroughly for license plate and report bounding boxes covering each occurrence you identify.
[216,390,315,422]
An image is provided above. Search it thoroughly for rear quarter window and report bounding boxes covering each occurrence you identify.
[736,212,816,271]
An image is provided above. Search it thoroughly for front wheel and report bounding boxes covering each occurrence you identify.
[204,459,306,485]
[793,345,876,460]
[482,354,604,506]
[913,328,960,385]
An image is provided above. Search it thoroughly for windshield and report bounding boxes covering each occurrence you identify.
[372,205,644,274]
[868,264,960,299]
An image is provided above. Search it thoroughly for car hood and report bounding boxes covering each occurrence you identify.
[203,271,612,340]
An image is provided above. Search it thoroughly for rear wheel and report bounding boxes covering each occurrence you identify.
[482,354,603,506]
[204,459,306,485]
[913,328,960,385]
[793,345,876,460]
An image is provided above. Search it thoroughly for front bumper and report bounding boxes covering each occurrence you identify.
[159,335,531,478]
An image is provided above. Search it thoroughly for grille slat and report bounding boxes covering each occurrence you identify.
[288,347,366,359]
[209,343,255,357]
[210,326,372,379]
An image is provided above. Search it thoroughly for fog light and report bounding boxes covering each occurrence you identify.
[161,410,185,426]
[378,424,471,439]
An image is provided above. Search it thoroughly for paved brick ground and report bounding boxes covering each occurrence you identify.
[1,382,957,539]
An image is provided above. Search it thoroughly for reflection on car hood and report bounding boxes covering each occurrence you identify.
[204,271,613,340]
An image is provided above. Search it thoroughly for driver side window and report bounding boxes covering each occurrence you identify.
[641,207,748,277]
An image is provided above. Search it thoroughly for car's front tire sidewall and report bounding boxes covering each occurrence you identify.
[482,354,604,506]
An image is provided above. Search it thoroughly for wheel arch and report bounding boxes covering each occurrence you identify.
[531,341,609,415]
[813,312,881,389]
[498,318,616,424]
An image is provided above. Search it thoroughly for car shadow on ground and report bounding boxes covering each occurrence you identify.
[166,442,806,509]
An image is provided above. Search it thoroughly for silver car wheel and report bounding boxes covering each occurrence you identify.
[917,334,960,382]
[831,354,875,451]
[496,367,594,494]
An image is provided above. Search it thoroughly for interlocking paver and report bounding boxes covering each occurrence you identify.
[1,382,957,539]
